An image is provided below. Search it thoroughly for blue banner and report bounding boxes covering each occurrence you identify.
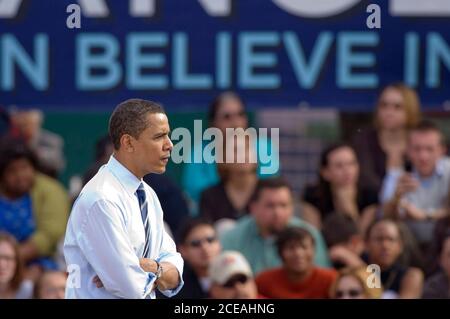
[0,0,449,111]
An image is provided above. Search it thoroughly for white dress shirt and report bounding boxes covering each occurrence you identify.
[64,155,184,299]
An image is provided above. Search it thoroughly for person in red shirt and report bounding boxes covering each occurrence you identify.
[255,226,337,298]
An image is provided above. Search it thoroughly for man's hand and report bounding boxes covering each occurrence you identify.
[399,200,427,220]
[329,245,364,268]
[139,258,158,273]
[93,258,158,289]
[93,275,104,288]
[394,174,419,199]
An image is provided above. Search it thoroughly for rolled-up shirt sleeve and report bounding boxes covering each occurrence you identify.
[156,228,184,298]
[77,199,156,299]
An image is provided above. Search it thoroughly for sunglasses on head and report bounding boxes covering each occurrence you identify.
[335,289,364,298]
[188,236,217,248]
[223,274,249,288]
[219,110,246,120]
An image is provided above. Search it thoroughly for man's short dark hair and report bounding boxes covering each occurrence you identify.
[0,138,37,178]
[322,214,359,247]
[250,177,292,203]
[276,226,315,258]
[109,99,165,150]
[176,217,215,246]
[410,120,446,146]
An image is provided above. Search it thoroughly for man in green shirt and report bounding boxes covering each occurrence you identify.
[220,178,330,275]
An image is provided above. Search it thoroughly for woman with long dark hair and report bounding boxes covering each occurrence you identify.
[301,143,379,233]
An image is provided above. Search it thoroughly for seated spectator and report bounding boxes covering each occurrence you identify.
[220,177,330,275]
[365,219,423,298]
[383,121,450,250]
[11,109,65,178]
[173,218,222,299]
[182,92,279,210]
[208,251,261,299]
[82,135,114,185]
[0,232,33,299]
[0,139,69,273]
[427,215,450,275]
[422,231,450,299]
[322,214,365,270]
[330,267,382,299]
[352,83,421,192]
[200,137,258,222]
[302,143,378,233]
[255,227,337,298]
[33,270,67,299]
[145,173,191,236]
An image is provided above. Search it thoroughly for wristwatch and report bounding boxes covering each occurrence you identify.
[155,261,163,280]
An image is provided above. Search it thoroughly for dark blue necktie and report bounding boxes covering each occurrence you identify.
[136,183,150,258]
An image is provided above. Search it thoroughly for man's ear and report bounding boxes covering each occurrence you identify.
[120,134,134,153]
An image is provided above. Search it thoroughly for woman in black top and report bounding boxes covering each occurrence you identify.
[352,83,421,192]
[199,139,258,223]
[301,143,378,233]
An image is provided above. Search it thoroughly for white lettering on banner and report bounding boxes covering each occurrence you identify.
[130,0,156,17]
[1,0,450,19]
[78,0,109,18]
[0,0,22,18]
[390,0,450,17]
[272,0,361,18]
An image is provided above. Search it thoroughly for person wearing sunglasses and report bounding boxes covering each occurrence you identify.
[171,218,221,299]
[256,226,336,298]
[208,251,262,299]
[330,267,382,299]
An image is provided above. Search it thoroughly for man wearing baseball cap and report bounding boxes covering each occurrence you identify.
[208,251,264,299]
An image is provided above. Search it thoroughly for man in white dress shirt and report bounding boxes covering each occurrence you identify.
[64,99,184,299]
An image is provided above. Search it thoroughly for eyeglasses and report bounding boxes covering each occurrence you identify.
[223,274,249,288]
[188,236,217,248]
[218,110,246,121]
[335,289,364,298]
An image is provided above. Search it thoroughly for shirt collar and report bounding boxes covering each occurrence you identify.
[106,155,142,195]
[412,157,446,180]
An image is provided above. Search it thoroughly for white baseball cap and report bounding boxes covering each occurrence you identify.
[209,251,253,285]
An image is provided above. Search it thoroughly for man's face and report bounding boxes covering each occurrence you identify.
[38,272,67,299]
[1,158,35,198]
[130,113,173,176]
[251,187,293,236]
[366,222,402,269]
[408,130,445,177]
[180,225,221,271]
[440,237,450,279]
[281,238,315,275]
[209,274,257,299]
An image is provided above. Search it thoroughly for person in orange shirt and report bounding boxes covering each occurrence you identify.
[255,226,337,298]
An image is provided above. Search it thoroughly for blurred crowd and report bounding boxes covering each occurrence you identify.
[1,83,450,299]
